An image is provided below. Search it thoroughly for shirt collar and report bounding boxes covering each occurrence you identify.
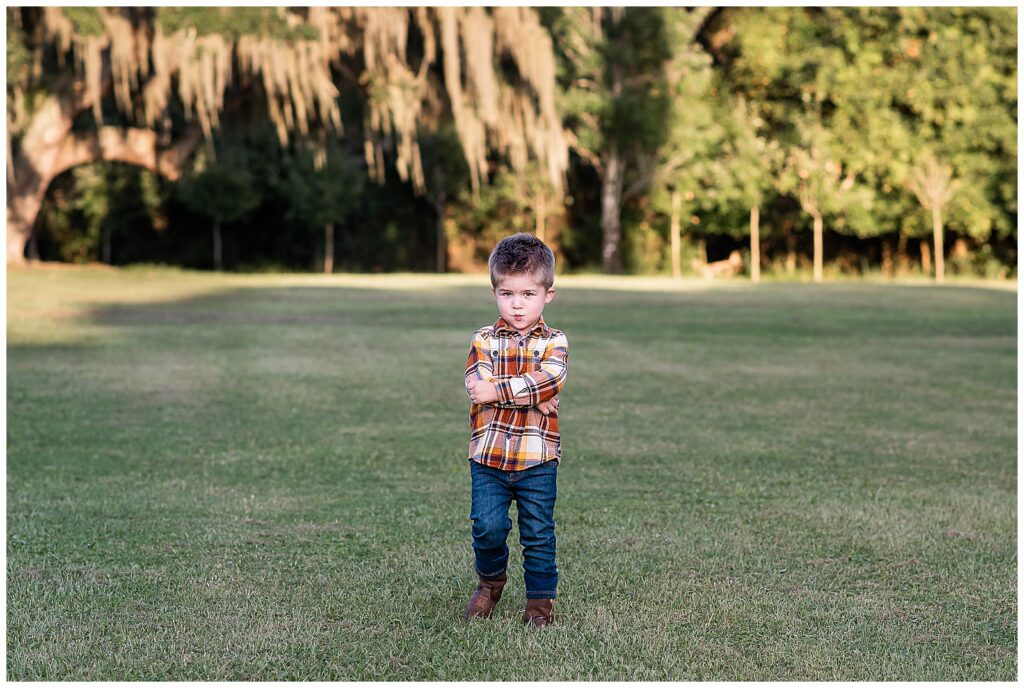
[493,314,551,338]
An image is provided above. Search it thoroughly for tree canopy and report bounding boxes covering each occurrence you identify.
[7,7,567,264]
[8,7,1017,279]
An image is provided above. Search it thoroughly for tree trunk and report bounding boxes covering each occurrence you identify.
[750,205,760,283]
[600,144,625,273]
[324,221,334,274]
[881,236,893,276]
[786,230,797,274]
[26,232,39,261]
[670,189,681,278]
[812,212,823,283]
[436,193,446,273]
[8,223,29,263]
[950,236,970,259]
[896,230,910,274]
[920,238,931,277]
[102,224,111,264]
[7,88,81,264]
[932,205,945,284]
[7,85,201,264]
[212,220,222,271]
[536,192,547,243]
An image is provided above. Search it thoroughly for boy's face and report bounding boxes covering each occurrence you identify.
[492,272,555,335]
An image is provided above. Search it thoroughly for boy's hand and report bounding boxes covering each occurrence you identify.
[536,395,559,416]
[467,379,499,404]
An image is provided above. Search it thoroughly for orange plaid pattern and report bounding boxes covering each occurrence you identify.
[465,315,569,471]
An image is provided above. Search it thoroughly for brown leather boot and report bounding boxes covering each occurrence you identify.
[463,573,507,620]
[522,598,554,627]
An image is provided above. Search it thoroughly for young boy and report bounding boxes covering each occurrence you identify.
[463,233,568,628]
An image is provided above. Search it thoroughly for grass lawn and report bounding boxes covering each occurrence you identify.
[6,265,1017,680]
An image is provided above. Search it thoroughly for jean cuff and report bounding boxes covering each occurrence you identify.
[476,566,507,580]
[526,590,557,599]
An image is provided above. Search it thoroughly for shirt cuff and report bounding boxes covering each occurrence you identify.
[495,379,515,403]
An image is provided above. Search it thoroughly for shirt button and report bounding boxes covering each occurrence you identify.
[491,351,498,356]
[534,351,540,357]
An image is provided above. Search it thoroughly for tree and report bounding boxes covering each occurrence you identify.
[352,5,569,272]
[905,153,958,284]
[417,126,470,273]
[647,8,723,278]
[33,161,165,264]
[7,7,568,265]
[282,143,364,273]
[712,7,1015,277]
[706,97,783,282]
[6,8,337,263]
[499,162,563,245]
[885,8,1016,274]
[178,153,259,271]
[69,165,112,264]
[813,8,1016,276]
[778,124,869,282]
[347,7,571,271]
[546,7,694,273]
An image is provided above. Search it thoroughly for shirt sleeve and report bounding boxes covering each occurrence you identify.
[493,332,568,407]
[465,330,495,398]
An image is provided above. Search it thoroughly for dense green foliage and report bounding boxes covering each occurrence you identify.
[61,8,105,37]
[721,7,1016,246]
[156,7,319,42]
[37,164,164,264]
[6,10,31,82]
[16,7,1017,276]
[7,267,1016,679]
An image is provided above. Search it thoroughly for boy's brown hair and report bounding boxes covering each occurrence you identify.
[488,233,556,290]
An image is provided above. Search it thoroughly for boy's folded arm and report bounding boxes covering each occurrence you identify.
[493,334,568,407]
[465,331,496,399]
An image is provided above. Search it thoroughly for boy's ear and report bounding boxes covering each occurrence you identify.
[545,288,555,304]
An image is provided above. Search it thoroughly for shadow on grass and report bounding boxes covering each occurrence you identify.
[9,278,1016,353]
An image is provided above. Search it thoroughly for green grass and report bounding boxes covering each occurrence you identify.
[7,265,1016,680]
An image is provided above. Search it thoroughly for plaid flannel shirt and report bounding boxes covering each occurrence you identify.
[465,315,569,471]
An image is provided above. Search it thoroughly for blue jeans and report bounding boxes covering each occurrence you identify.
[469,459,559,599]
